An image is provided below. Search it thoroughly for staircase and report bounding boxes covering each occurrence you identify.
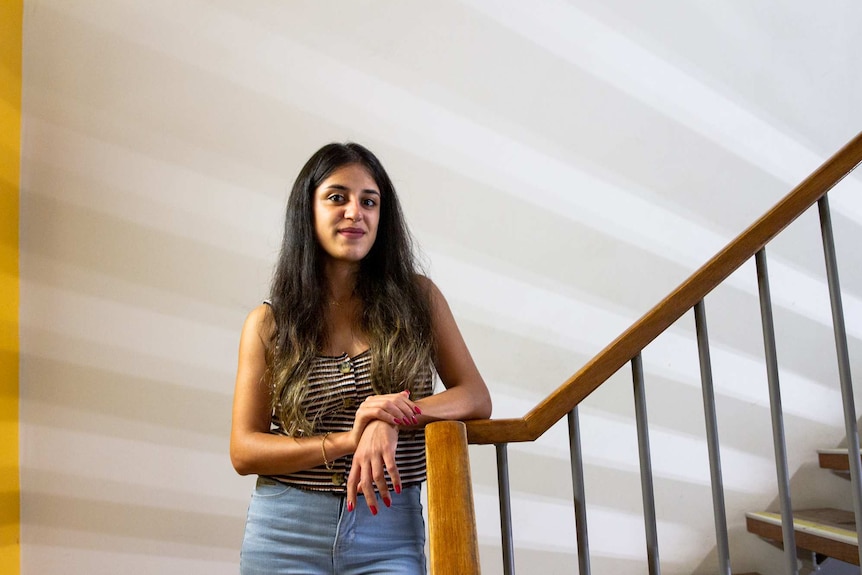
[747,449,862,568]
[425,131,862,575]
[819,449,862,473]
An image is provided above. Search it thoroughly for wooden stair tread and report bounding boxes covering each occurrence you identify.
[746,508,858,565]
[819,448,862,471]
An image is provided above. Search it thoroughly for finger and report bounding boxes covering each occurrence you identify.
[386,392,419,424]
[383,446,402,496]
[393,407,418,426]
[346,463,359,513]
[361,397,416,426]
[394,398,419,425]
[372,454,391,509]
[360,465,379,516]
[397,391,421,422]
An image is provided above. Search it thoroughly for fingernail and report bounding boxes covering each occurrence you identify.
[395,484,402,494]
[394,418,402,425]
[405,390,410,396]
[414,406,422,415]
[347,501,354,512]
[370,505,378,516]
[411,416,418,425]
[383,497,391,508]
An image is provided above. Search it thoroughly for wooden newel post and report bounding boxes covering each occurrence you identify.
[426,420,481,575]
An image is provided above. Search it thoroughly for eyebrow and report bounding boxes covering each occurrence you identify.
[322,184,380,196]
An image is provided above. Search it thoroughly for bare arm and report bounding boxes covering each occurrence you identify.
[413,277,492,422]
[229,305,350,475]
[230,304,422,477]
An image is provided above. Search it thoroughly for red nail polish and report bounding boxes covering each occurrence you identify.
[411,416,418,425]
[395,484,402,494]
[414,406,422,415]
[347,501,354,512]
[383,497,391,508]
[394,418,402,425]
[370,505,378,516]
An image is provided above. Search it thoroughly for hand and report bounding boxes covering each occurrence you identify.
[346,420,401,515]
[351,390,421,441]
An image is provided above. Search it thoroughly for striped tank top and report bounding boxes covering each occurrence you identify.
[266,349,433,492]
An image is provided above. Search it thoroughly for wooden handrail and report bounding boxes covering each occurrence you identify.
[464,131,862,446]
[427,132,862,575]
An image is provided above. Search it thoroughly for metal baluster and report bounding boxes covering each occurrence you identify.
[755,248,798,574]
[568,407,591,575]
[496,443,516,575]
[817,195,862,567]
[632,353,661,575]
[694,301,731,575]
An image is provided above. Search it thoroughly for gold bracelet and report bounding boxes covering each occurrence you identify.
[321,432,334,471]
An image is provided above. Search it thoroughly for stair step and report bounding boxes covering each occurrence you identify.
[746,508,858,565]
[819,448,862,471]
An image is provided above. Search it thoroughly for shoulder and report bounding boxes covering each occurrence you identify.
[413,274,450,317]
[413,274,441,297]
[242,303,276,344]
[413,274,445,306]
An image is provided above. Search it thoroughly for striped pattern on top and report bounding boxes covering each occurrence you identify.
[266,349,433,493]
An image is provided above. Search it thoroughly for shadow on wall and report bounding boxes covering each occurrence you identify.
[21,192,266,324]
[21,485,244,557]
[21,351,230,447]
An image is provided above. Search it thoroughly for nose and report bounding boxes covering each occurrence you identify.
[343,198,363,222]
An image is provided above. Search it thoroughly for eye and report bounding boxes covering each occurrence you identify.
[361,198,378,208]
[326,193,345,203]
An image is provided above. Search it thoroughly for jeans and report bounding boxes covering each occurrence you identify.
[240,477,427,575]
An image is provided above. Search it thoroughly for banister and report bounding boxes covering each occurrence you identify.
[465,131,862,446]
[425,420,482,574]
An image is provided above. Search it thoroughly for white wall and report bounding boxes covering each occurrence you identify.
[19,1,862,573]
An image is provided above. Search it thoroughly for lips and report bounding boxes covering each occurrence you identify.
[338,227,366,239]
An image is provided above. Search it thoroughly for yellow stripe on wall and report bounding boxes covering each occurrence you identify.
[0,0,22,573]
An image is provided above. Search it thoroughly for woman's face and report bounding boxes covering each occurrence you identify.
[313,163,381,264]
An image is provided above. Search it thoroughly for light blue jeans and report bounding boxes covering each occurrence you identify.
[240,476,427,575]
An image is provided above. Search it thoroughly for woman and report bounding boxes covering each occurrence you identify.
[230,142,492,574]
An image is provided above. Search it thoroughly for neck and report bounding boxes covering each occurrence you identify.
[322,259,359,302]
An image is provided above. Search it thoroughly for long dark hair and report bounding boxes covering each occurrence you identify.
[268,143,434,435]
